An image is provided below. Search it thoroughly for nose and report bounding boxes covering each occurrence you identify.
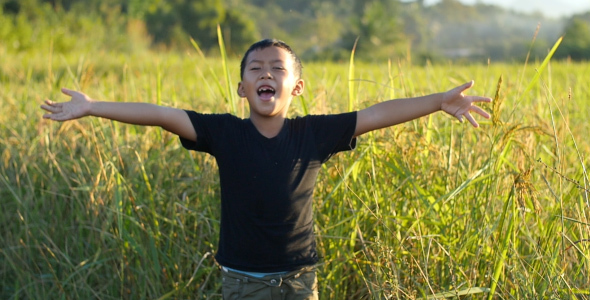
[260,68,273,79]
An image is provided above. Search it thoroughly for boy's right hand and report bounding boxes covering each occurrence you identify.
[440,81,491,128]
[41,88,92,121]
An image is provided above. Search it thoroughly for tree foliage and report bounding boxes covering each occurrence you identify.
[555,15,590,60]
[1,0,589,62]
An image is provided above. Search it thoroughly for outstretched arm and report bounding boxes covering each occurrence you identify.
[41,88,196,141]
[354,81,491,137]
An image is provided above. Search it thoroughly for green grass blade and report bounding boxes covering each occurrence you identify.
[217,24,237,115]
[522,36,563,95]
[418,287,490,299]
[299,94,309,115]
[189,37,226,113]
[487,188,516,300]
[348,37,359,112]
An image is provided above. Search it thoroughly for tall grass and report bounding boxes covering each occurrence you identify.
[1,42,589,299]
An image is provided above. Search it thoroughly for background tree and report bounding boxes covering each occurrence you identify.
[339,0,404,61]
[1,0,587,62]
[144,0,225,49]
[220,9,260,56]
[555,16,590,60]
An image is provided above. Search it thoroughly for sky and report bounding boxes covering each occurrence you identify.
[422,0,590,18]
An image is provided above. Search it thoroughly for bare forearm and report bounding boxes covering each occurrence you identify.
[374,93,442,125]
[42,88,197,140]
[355,93,442,136]
[88,101,195,139]
[89,101,172,127]
[353,81,491,136]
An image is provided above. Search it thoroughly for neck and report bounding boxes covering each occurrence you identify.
[249,114,285,138]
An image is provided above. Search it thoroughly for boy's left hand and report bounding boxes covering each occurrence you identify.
[441,81,492,128]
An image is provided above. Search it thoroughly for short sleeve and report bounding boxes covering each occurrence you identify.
[179,111,235,154]
[307,112,358,162]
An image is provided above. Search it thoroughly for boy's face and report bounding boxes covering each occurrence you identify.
[238,46,304,120]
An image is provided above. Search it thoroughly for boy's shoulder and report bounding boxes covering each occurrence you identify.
[185,111,244,124]
[290,111,357,123]
[290,111,357,120]
[286,112,358,137]
[186,110,357,130]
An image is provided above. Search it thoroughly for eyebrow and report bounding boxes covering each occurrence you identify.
[248,59,284,65]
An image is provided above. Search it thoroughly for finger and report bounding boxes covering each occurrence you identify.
[464,112,479,128]
[457,80,474,93]
[469,96,492,103]
[45,112,69,121]
[61,88,73,96]
[470,106,491,119]
[43,101,64,112]
[43,112,55,119]
[41,104,61,113]
[43,113,57,119]
[42,99,61,107]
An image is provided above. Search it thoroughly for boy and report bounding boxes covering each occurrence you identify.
[41,39,491,299]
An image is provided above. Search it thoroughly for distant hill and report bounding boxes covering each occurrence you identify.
[2,0,588,61]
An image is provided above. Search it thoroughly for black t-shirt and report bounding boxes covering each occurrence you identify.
[180,111,357,272]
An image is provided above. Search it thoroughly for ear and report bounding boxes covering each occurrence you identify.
[291,79,305,96]
[237,82,246,98]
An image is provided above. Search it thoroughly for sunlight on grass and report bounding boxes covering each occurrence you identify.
[1,42,590,299]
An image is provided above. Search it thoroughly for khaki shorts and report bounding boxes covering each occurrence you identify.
[221,266,318,300]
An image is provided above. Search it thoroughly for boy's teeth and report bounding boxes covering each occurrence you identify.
[258,87,275,95]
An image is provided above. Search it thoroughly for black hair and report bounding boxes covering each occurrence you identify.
[240,39,302,80]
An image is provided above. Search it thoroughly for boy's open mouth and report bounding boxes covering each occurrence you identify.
[258,86,276,100]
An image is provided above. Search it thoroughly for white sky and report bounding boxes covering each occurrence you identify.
[422,0,590,18]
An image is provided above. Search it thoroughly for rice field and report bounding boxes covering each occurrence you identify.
[1,42,589,299]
